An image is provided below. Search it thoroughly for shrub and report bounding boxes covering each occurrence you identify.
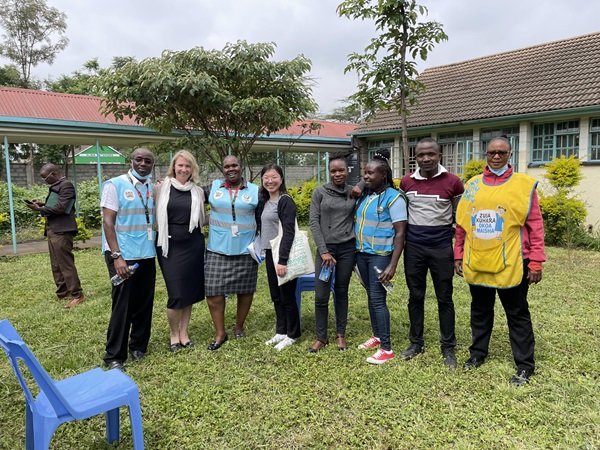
[287,180,317,225]
[538,192,587,246]
[0,182,47,230]
[462,159,486,183]
[539,155,588,248]
[76,179,102,229]
[74,217,93,242]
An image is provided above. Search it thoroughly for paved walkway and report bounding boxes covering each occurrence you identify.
[0,235,102,257]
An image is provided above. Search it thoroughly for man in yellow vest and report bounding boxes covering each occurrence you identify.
[454,137,545,386]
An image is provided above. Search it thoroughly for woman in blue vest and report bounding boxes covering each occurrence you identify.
[355,149,407,364]
[257,164,301,351]
[202,155,259,351]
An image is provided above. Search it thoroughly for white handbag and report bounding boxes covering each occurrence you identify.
[270,219,315,286]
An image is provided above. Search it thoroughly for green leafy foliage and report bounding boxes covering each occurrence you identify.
[337,0,447,174]
[539,156,588,247]
[539,192,587,246]
[76,179,102,229]
[74,217,92,242]
[0,182,47,230]
[462,159,486,183]
[0,0,69,87]
[543,155,584,190]
[97,40,317,176]
[287,180,317,225]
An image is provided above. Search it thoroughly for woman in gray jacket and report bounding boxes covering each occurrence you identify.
[307,154,357,352]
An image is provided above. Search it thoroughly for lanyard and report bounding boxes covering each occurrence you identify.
[227,184,240,223]
[127,173,151,225]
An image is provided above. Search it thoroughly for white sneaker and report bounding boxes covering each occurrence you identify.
[265,334,286,346]
[274,336,297,351]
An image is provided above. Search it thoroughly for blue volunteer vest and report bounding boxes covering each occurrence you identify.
[103,175,156,260]
[355,187,403,255]
[207,180,258,255]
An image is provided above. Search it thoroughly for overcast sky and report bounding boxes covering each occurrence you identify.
[21,0,600,115]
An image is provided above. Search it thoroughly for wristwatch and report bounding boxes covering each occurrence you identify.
[111,251,122,260]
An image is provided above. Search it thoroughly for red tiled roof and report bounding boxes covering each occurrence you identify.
[355,32,600,133]
[0,87,357,138]
[276,119,357,138]
[0,87,140,126]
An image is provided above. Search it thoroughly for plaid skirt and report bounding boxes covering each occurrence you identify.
[205,251,259,296]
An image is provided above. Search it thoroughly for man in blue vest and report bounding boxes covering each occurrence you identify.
[101,148,157,371]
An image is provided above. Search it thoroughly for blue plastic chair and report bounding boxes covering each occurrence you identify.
[295,267,337,315]
[0,319,144,449]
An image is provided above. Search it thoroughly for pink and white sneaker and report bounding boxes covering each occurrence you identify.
[366,348,395,365]
[357,336,380,349]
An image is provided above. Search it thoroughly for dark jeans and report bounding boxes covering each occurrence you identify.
[355,252,392,351]
[404,243,456,351]
[314,240,355,341]
[265,249,300,339]
[468,261,535,372]
[47,229,83,299]
[104,252,156,364]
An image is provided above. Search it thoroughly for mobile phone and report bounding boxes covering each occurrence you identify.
[23,199,33,205]
[319,265,332,282]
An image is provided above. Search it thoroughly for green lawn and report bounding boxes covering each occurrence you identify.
[0,246,599,449]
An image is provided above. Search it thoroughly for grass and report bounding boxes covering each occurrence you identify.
[0,245,599,449]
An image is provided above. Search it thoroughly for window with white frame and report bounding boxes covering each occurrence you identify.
[367,139,394,161]
[438,131,473,174]
[480,126,520,170]
[532,120,579,163]
[589,118,600,161]
[407,135,431,173]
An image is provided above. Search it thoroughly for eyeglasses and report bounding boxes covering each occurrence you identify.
[41,171,54,182]
[486,151,510,157]
[262,176,281,181]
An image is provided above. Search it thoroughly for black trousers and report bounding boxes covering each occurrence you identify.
[468,262,535,372]
[314,240,355,341]
[404,243,456,351]
[104,252,156,364]
[265,249,300,339]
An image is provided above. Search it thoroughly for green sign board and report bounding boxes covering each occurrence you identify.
[75,146,126,164]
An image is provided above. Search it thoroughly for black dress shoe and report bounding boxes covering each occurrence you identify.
[306,339,329,353]
[510,369,533,386]
[182,340,195,348]
[463,355,485,369]
[106,360,125,371]
[129,350,146,361]
[207,333,228,351]
[442,348,457,369]
[400,343,424,360]
[169,342,182,352]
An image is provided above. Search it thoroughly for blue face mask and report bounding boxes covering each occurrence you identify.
[131,168,152,181]
[489,164,509,177]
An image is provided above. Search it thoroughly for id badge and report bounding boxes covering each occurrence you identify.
[231,224,239,238]
[147,225,153,241]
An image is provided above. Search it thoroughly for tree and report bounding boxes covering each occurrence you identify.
[337,0,447,175]
[322,97,363,123]
[97,40,317,178]
[0,63,21,86]
[0,0,68,88]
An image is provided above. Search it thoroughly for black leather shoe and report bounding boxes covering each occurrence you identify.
[129,350,146,361]
[169,342,182,352]
[106,360,125,371]
[400,343,424,360]
[207,334,228,351]
[510,369,533,386]
[307,339,329,353]
[463,355,485,369]
[442,348,457,369]
[182,341,195,348]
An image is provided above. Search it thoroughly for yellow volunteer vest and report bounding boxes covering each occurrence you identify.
[456,172,537,288]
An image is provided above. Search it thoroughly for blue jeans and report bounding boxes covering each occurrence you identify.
[356,252,392,351]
